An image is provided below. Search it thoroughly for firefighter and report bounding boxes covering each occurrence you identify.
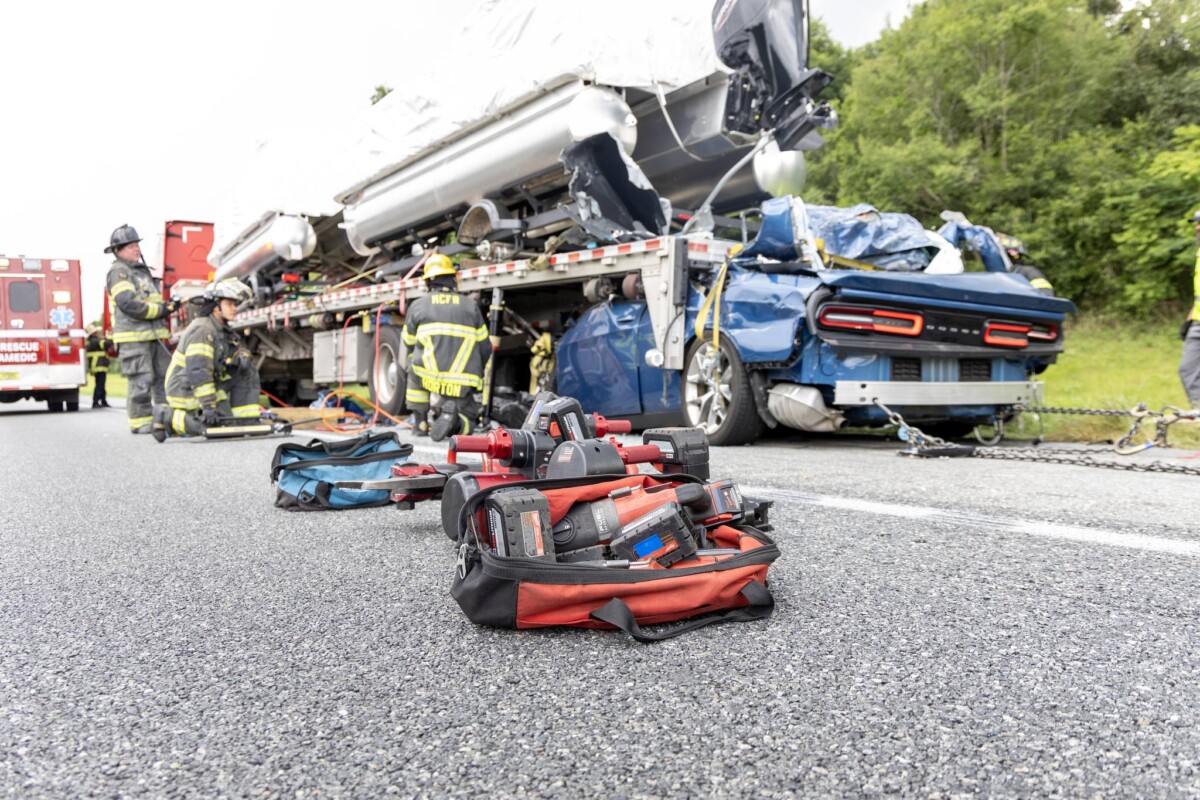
[104,224,180,433]
[1179,209,1200,408]
[84,325,113,408]
[402,254,491,441]
[996,233,1054,296]
[151,279,261,441]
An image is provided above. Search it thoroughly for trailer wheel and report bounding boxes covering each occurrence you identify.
[682,337,764,446]
[369,325,407,418]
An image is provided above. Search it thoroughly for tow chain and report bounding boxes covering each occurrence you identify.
[874,400,1200,476]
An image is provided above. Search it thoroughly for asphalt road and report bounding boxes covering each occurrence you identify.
[2,401,1199,798]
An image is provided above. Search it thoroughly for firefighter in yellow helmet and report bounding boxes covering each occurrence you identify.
[402,254,491,440]
[84,324,113,408]
[996,232,1054,296]
[151,279,261,441]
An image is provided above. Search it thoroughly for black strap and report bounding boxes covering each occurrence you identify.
[589,580,773,643]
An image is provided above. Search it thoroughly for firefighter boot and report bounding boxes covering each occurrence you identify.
[431,400,470,442]
[150,406,171,443]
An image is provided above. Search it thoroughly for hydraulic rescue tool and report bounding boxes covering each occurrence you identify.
[330,393,723,539]
[201,414,293,439]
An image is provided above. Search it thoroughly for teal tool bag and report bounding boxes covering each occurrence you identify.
[270,433,412,511]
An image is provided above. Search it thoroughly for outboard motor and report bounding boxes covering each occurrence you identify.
[712,0,835,150]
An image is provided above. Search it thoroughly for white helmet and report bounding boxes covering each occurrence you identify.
[209,279,252,303]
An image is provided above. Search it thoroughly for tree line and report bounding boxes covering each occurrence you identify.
[806,0,1200,316]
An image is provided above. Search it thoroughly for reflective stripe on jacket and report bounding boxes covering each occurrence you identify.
[106,258,169,343]
[1013,263,1054,296]
[165,315,232,410]
[85,335,112,373]
[402,289,491,396]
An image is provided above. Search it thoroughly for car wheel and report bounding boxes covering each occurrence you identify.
[369,324,407,417]
[682,337,763,446]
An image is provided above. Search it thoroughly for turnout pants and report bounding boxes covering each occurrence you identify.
[118,340,170,431]
[405,369,478,435]
[92,372,107,405]
[153,367,261,438]
[154,365,261,437]
[1181,326,1200,408]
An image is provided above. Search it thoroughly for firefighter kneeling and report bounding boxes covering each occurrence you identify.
[152,279,262,442]
[403,254,491,441]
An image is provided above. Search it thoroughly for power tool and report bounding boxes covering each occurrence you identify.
[551,482,711,554]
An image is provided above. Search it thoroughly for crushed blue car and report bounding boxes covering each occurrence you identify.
[557,196,1075,445]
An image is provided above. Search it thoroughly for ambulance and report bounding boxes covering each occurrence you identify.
[0,255,87,412]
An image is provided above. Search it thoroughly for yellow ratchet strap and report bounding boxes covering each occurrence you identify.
[694,259,729,351]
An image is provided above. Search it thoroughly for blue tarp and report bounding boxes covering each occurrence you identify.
[805,204,936,271]
[738,197,940,271]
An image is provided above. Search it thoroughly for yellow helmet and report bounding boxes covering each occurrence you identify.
[422,254,456,281]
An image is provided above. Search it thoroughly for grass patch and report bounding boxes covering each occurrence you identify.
[1032,313,1198,447]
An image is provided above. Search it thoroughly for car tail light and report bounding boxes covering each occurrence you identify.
[1027,323,1057,342]
[818,305,924,336]
[983,322,1030,348]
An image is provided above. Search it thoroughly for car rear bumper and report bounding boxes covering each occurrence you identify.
[833,380,1043,407]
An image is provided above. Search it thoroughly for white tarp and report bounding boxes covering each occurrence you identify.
[211,0,724,260]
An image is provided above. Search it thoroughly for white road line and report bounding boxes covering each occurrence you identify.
[744,485,1200,557]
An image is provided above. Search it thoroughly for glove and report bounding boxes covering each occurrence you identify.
[1181,319,1194,341]
[202,406,221,427]
[163,299,182,317]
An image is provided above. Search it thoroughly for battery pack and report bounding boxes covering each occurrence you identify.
[486,488,556,561]
[609,502,698,567]
[642,427,710,480]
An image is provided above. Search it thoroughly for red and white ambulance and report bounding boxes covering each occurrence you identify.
[0,255,87,412]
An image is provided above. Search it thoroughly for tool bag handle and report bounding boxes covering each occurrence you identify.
[588,580,773,643]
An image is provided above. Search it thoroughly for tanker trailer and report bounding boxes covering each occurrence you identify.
[335,0,833,265]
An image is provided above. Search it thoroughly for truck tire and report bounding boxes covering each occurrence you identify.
[369,325,407,418]
[46,399,64,413]
[682,337,763,446]
[64,390,80,412]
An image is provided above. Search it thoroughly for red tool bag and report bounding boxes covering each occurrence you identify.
[450,473,780,642]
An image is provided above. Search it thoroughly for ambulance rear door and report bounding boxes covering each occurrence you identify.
[0,258,51,388]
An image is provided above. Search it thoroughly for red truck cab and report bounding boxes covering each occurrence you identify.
[161,220,215,339]
[0,255,87,412]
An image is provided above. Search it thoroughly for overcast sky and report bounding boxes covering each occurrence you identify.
[0,0,915,323]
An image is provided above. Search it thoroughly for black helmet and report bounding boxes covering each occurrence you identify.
[104,224,142,254]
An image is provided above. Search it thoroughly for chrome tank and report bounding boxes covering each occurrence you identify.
[209,214,317,282]
[341,84,637,256]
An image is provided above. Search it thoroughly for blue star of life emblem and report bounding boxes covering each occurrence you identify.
[49,306,76,328]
